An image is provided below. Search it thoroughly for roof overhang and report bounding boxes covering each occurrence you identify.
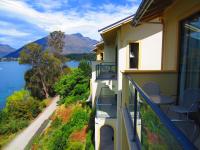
[91,41,104,52]
[133,0,174,26]
[99,14,135,44]
[99,14,135,34]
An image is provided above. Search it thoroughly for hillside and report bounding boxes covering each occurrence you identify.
[5,33,98,58]
[0,44,16,58]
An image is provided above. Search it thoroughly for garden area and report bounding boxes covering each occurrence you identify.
[31,60,95,150]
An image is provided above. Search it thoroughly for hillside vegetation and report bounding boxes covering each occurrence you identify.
[32,60,95,150]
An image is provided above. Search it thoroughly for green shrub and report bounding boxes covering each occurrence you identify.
[0,110,8,123]
[85,130,94,150]
[78,60,91,78]
[54,65,90,105]
[5,90,41,119]
[0,119,29,135]
[42,108,89,150]
[51,117,62,129]
[66,142,85,150]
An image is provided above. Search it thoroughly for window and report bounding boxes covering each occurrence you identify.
[130,43,139,69]
[179,12,200,97]
[100,52,104,60]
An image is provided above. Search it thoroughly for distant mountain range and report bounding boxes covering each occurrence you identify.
[0,44,16,58]
[4,33,98,58]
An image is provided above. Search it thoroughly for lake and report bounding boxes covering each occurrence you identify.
[0,61,79,109]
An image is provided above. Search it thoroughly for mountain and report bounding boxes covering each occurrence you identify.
[5,33,98,58]
[0,44,16,58]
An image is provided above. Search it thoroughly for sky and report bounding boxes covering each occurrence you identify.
[0,0,141,49]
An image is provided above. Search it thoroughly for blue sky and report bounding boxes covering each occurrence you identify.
[0,0,141,49]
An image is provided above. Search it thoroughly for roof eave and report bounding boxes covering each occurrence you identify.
[132,0,154,26]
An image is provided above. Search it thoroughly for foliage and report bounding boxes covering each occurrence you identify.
[54,68,90,105]
[5,90,41,120]
[34,107,89,150]
[0,119,29,135]
[48,31,65,54]
[66,142,85,150]
[0,90,47,147]
[78,60,91,78]
[66,53,95,61]
[85,130,94,150]
[51,117,62,129]
[20,43,63,99]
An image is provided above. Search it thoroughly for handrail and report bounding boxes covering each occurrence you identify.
[125,75,197,150]
[96,62,117,80]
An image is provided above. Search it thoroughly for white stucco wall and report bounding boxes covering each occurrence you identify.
[120,21,163,70]
[104,43,116,63]
[140,31,162,70]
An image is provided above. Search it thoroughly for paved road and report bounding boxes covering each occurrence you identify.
[3,96,59,150]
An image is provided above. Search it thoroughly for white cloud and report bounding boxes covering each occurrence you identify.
[0,20,30,37]
[0,28,30,37]
[0,0,139,40]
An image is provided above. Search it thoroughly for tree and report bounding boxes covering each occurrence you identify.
[78,60,91,78]
[48,31,65,54]
[20,43,62,99]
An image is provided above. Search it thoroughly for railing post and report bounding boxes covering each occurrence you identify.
[96,65,97,79]
[133,88,138,141]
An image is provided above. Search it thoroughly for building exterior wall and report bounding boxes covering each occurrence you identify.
[113,19,164,150]
[95,118,117,150]
[93,1,200,150]
[162,0,200,70]
[120,21,163,70]
[104,43,116,62]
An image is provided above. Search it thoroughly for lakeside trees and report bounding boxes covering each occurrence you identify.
[20,31,67,99]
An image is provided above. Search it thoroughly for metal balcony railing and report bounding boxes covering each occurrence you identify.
[124,75,197,150]
[96,62,117,80]
[96,87,117,118]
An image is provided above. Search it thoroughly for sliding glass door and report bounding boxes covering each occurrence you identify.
[179,12,200,99]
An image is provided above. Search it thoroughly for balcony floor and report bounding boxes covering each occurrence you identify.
[97,96,117,118]
[161,106,200,147]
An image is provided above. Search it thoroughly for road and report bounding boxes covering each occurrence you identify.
[3,96,59,150]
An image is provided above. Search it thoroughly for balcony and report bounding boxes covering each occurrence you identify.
[96,62,117,80]
[122,75,198,150]
[96,87,117,118]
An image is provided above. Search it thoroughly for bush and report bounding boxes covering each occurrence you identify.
[5,90,41,120]
[54,68,89,105]
[43,108,89,150]
[66,142,85,150]
[51,117,62,129]
[0,119,29,135]
[0,110,8,123]
[85,130,94,150]
[78,60,91,78]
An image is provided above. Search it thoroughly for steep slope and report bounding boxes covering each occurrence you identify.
[5,33,98,58]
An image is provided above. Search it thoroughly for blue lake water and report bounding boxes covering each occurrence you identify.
[66,61,79,68]
[0,61,79,109]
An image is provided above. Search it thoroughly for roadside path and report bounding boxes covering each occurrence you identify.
[3,96,59,150]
